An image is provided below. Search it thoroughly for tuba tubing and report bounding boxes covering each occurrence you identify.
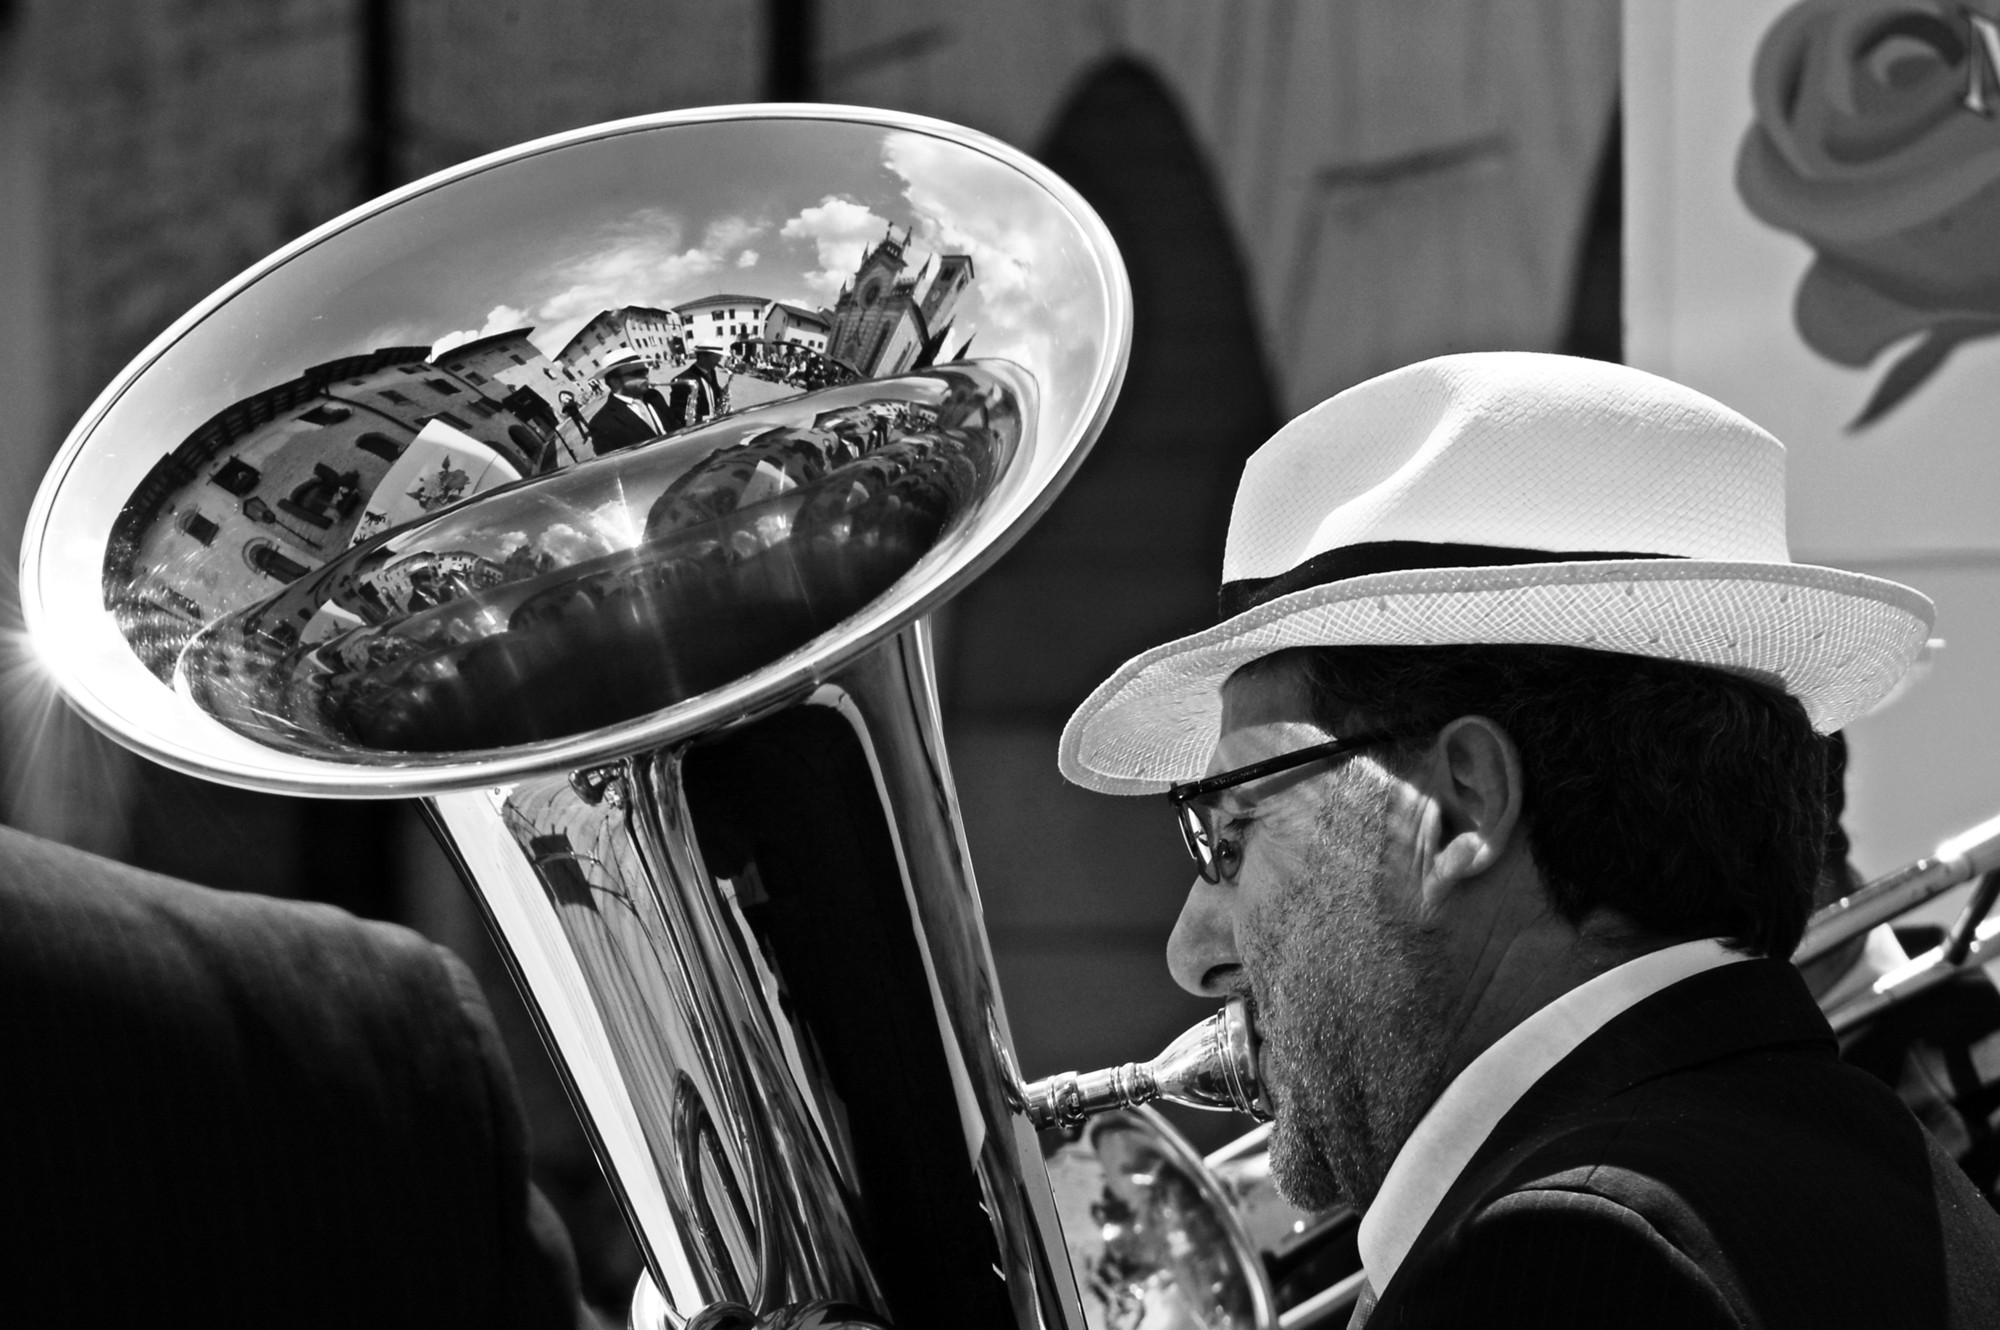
[22,107,1137,1330]
[429,619,1081,1325]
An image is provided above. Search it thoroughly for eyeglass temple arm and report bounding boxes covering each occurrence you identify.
[1165,732,1392,804]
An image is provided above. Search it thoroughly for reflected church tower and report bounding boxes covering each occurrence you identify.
[827,225,975,378]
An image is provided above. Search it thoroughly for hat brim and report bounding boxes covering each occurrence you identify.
[1058,558,1935,795]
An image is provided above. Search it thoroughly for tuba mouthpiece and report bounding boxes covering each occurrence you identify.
[1022,994,1269,1131]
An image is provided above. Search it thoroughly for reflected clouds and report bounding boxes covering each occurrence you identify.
[783,197,896,302]
[434,209,774,359]
[882,131,1102,407]
[496,521,616,568]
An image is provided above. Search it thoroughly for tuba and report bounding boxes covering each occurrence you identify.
[19,102,1304,1330]
[22,105,1169,1328]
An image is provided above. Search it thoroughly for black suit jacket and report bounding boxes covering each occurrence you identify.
[0,824,584,1329]
[1366,959,2000,1328]
[587,388,672,455]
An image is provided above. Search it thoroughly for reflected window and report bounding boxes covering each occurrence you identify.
[424,377,460,395]
[354,431,405,461]
[380,389,411,405]
[210,457,260,496]
[297,403,353,427]
[177,510,219,545]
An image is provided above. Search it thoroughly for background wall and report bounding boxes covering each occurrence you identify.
[0,1,1621,1316]
[1626,0,2000,888]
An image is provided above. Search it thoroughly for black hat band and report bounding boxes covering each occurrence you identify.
[1218,541,1683,619]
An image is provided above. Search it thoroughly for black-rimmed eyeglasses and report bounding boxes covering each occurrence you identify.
[1167,733,1394,882]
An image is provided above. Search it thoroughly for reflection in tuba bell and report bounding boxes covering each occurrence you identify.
[22,105,1165,1328]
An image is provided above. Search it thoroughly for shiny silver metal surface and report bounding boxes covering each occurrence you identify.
[1794,810,2000,966]
[1022,996,1269,1131]
[24,106,1132,1329]
[1813,811,2000,1037]
[1044,1107,1278,1330]
[1203,1128,1363,1329]
[24,104,1128,797]
[178,364,1032,760]
[442,622,1077,1323]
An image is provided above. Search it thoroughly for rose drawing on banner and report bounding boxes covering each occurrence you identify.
[1738,1,2000,427]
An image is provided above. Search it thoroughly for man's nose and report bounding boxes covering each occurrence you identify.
[1166,876,1241,997]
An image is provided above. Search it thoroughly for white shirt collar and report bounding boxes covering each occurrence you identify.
[1355,937,1747,1292]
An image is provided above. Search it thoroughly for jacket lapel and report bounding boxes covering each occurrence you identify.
[1369,960,1835,1314]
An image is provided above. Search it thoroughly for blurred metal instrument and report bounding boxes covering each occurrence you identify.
[1026,1004,1371,1328]
[1044,1107,1279,1330]
[23,106,1148,1329]
[1803,812,2000,1035]
[1796,811,2000,969]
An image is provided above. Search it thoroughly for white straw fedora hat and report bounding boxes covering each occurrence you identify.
[1060,352,1935,796]
[597,348,650,377]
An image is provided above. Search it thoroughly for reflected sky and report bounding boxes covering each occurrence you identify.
[85,118,1107,467]
[28,110,1126,790]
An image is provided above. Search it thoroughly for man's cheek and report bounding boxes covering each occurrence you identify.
[1234,904,1289,1016]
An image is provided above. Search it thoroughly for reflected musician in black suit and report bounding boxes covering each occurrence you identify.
[666,341,728,433]
[586,349,673,456]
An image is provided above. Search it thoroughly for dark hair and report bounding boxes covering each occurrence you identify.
[1259,644,1829,957]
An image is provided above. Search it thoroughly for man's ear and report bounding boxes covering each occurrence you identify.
[1420,715,1525,905]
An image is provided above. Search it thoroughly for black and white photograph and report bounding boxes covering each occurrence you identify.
[3,4,1998,1328]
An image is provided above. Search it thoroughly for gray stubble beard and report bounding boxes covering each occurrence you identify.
[1252,778,1458,1213]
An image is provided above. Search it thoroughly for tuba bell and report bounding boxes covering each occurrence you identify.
[18,104,1188,1328]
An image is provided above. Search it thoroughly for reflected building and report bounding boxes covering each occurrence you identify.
[673,294,772,352]
[763,303,833,355]
[826,227,974,377]
[431,327,588,460]
[555,305,688,396]
[732,305,852,396]
[105,346,546,678]
[92,203,984,692]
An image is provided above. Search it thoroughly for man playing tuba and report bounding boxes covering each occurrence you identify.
[1058,352,2000,1327]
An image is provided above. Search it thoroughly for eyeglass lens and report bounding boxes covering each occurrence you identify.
[1177,800,1228,883]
